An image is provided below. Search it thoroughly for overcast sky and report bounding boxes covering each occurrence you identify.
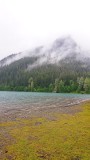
[0,0,90,60]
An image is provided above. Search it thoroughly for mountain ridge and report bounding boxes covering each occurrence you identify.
[0,36,88,69]
[0,36,90,93]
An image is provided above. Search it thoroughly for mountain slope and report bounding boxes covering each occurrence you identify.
[0,36,90,93]
[0,36,81,67]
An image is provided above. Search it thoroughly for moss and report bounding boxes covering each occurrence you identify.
[0,102,90,160]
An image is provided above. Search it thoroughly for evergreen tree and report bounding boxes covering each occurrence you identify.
[84,77,90,93]
[28,77,34,91]
[54,78,59,93]
[49,83,54,92]
[77,77,84,92]
[31,80,34,91]
[70,80,76,92]
[59,80,64,92]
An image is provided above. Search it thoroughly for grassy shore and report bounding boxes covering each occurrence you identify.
[0,101,90,160]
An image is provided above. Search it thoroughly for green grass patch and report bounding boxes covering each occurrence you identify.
[0,102,90,160]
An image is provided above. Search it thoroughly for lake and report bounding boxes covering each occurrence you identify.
[0,91,90,114]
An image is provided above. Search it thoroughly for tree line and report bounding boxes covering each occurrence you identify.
[0,76,90,94]
[27,77,90,93]
[0,57,90,93]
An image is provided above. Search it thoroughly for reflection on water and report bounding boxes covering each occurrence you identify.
[0,91,90,113]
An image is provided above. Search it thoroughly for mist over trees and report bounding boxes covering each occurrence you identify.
[0,56,90,93]
[0,37,90,93]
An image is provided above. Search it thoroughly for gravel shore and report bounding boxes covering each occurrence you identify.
[0,100,89,122]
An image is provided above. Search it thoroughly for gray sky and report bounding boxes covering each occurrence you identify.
[0,0,90,60]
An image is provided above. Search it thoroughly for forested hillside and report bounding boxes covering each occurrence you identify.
[0,37,90,93]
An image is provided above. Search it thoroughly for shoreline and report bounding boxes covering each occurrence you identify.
[0,99,90,122]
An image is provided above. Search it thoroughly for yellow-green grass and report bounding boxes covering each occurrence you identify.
[0,102,90,160]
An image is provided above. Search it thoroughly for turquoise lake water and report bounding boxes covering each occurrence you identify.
[0,92,90,113]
